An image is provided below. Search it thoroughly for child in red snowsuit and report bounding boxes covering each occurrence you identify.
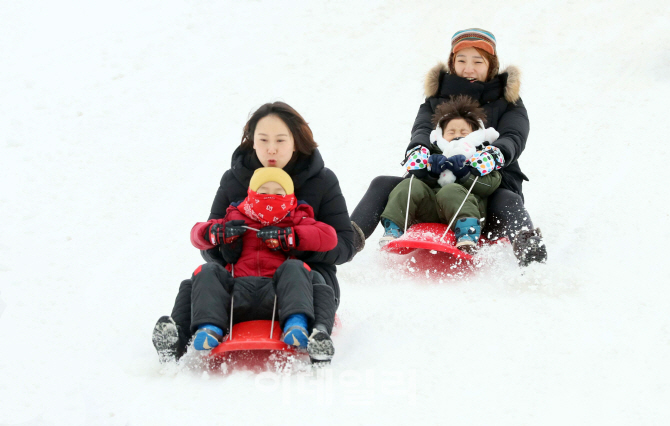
[188,167,338,360]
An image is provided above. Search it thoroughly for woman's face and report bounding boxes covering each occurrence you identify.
[253,115,296,168]
[442,118,473,141]
[453,47,489,82]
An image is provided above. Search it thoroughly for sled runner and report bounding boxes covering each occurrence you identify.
[381,222,510,275]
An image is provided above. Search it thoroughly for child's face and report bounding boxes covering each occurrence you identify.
[256,181,287,196]
[442,118,473,141]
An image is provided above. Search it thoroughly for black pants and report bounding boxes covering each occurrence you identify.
[350,175,533,241]
[172,260,337,339]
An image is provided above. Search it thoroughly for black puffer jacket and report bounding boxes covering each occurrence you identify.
[409,64,529,197]
[201,146,354,301]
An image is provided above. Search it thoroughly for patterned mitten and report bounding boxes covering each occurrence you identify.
[467,145,505,176]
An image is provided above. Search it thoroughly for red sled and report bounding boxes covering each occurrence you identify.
[208,317,340,372]
[381,222,510,277]
[208,320,297,372]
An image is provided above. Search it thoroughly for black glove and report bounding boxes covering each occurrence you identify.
[209,220,246,264]
[208,220,246,245]
[220,239,243,265]
[256,226,297,251]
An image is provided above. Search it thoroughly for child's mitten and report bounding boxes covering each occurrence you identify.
[430,154,467,176]
[446,155,469,178]
[208,220,246,245]
[209,220,246,264]
[467,145,505,176]
[427,154,448,176]
[256,226,297,251]
[402,146,430,174]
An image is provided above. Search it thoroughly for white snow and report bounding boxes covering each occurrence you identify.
[2,0,670,424]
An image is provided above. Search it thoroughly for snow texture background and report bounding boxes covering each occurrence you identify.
[1,0,669,424]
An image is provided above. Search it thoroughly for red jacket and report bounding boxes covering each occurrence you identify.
[191,203,338,278]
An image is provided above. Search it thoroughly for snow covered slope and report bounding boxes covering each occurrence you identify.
[1,0,669,424]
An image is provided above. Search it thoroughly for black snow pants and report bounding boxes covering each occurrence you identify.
[350,175,534,241]
[172,260,337,340]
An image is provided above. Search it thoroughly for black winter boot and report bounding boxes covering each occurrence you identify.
[307,325,335,365]
[152,316,188,363]
[513,228,547,267]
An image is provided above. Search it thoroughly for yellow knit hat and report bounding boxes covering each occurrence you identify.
[249,167,294,194]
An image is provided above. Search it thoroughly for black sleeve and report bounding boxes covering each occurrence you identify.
[200,171,234,264]
[408,98,436,152]
[293,169,355,265]
[492,98,529,168]
[200,247,225,266]
[207,170,234,221]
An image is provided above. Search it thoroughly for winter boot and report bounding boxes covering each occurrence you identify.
[379,218,403,247]
[351,221,366,254]
[282,313,309,349]
[513,228,547,267]
[307,325,335,365]
[192,324,224,351]
[454,217,481,254]
[152,316,187,363]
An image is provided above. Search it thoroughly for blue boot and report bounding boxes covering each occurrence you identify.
[282,314,309,349]
[379,218,403,247]
[192,324,224,351]
[454,217,481,253]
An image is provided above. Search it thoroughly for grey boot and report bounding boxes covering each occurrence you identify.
[513,228,547,267]
[307,325,335,365]
[152,316,187,363]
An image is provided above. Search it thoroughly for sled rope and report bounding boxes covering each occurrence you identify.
[270,295,277,338]
[269,252,290,338]
[227,230,286,341]
[404,174,414,232]
[229,265,235,340]
[228,296,234,340]
[441,175,479,242]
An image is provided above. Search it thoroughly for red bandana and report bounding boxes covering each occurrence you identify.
[237,188,297,226]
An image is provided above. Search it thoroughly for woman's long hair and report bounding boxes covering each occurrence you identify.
[240,102,318,155]
[448,47,499,82]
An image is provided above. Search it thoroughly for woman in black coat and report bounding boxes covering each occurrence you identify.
[350,28,546,266]
[153,102,355,362]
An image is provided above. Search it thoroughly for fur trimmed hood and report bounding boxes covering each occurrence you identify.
[423,63,521,103]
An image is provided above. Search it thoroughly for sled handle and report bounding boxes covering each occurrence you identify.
[441,175,479,242]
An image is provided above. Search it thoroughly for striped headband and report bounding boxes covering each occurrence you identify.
[451,28,496,56]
